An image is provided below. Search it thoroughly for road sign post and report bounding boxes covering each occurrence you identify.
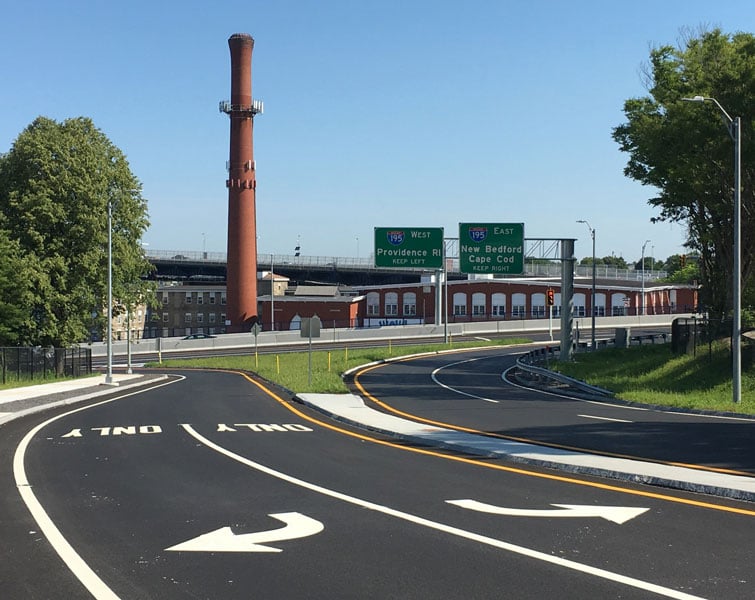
[301,316,322,385]
[458,223,524,275]
[374,227,444,269]
[251,322,262,368]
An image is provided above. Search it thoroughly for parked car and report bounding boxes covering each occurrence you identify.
[183,333,217,340]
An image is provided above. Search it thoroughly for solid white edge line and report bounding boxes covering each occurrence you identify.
[13,376,185,600]
[431,357,499,403]
[578,414,633,423]
[179,423,708,600]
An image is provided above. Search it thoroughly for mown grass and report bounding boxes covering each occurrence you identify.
[147,338,532,394]
[550,341,755,414]
[149,336,755,415]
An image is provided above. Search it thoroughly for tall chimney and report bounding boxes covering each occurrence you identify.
[221,33,262,332]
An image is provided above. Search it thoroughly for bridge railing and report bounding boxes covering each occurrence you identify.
[146,249,666,280]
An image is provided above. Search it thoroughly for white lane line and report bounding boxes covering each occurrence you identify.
[13,376,184,600]
[180,424,708,600]
[431,357,499,403]
[578,414,633,423]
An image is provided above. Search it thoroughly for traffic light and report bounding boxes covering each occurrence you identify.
[680,254,686,268]
[546,288,555,306]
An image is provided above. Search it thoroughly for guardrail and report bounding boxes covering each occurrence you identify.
[515,346,615,398]
[514,330,670,398]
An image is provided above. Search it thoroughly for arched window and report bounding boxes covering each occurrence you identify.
[385,292,398,316]
[512,293,526,318]
[595,293,606,317]
[472,292,486,316]
[532,293,546,318]
[491,292,506,317]
[453,292,467,316]
[366,292,380,316]
[611,293,628,316]
[573,292,586,317]
[403,292,417,316]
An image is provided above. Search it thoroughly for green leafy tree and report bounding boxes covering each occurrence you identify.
[662,264,701,284]
[0,116,155,347]
[633,256,656,272]
[613,28,755,319]
[579,256,630,270]
[599,255,629,270]
[0,229,38,345]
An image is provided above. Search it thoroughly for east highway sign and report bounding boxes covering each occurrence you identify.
[459,223,524,274]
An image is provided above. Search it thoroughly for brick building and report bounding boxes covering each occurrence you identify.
[353,276,698,326]
[145,276,697,337]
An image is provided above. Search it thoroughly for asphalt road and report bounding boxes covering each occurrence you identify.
[2,367,754,599]
[352,347,755,476]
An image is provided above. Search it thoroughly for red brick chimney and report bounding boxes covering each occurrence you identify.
[221,33,262,332]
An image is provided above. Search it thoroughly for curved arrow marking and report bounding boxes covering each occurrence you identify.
[447,499,649,525]
[165,512,324,553]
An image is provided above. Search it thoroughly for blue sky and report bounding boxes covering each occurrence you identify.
[2,1,752,264]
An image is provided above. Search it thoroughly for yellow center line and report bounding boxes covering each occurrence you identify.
[358,361,755,477]
[229,369,755,518]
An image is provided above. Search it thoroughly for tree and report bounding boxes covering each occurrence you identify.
[599,255,629,270]
[579,255,630,270]
[0,116,155,347]
[613,28,755,319]
[0,229,37,345]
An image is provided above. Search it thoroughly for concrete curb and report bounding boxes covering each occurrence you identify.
[0,375,170,427]
[296,392,755,502]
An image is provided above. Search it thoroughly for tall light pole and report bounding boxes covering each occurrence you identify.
[641,239,651,316]
[683,95,742,403]
[270,252,275,331]
[126,308,132,375]
[105,200,113,385]
[576,220,596,349]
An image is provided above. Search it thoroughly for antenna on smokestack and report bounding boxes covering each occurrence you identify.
[219,99,264,116]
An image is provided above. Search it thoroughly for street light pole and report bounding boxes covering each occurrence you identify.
[682,95,742,403]
[126,308,132,374]
[734,114,742,403]
[577,220,596,349]
[105,200,113,385]
[271,252,275,331]
[641,239,650,316]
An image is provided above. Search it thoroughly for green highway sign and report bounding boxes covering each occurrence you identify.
[459,223,525,274]
[374,227,444,269]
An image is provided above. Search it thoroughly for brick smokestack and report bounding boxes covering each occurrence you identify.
[223,33,260,332]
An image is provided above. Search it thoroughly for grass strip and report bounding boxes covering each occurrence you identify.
[550,342,755,414]
[147,338,531,394]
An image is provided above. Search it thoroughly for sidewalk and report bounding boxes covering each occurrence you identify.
[297,393,755,502]
[0,373,168,426]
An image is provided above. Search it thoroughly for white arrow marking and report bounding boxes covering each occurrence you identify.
[165,512,324,553]
[447,499,649,525]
